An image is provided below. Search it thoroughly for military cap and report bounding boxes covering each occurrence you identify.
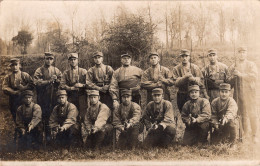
[9,58,20,65]
[57,90,67,96]
[88,90,99,96]
[121,53,131,58]
[21,90,33,96]
[188,85,200,92]
[152,88,163,95]
[219,83,231,90]
[121,89,132,96]
[207,49,217,55]
[149,52,159,58]
[179,49,190,56]
[68,53,78,59]
[237,46,247,52]
[93,51,104,58]
[44,52,54,58]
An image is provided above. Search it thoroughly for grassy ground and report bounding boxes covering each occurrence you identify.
[0,53,260,161]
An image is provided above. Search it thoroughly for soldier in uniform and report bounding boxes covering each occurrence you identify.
[173,49,209,112]
[60,53,88,120]
[2,58,33,122]
[181,85,211,146]
[34,52,62,140]
[49,90,80,153]
[141,52,175,103]
[16,90,43,150]
[143,88,176,148]
[227,46,258,143]
[81,90,112,150]
[86,51,114,109]
[211,83,238,145]
[109,53,143,108]
[112,89,142,149]
[202,49,228,101]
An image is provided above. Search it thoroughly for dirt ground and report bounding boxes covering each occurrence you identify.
[0,54,260,161]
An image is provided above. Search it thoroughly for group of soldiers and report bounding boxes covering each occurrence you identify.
[2,46,258,153]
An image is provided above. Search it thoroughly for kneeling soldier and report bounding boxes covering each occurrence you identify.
[181,85,211,146]
[211,83,238,145]
[143,88,176,148]
[81,90,112,150]
[49,90,80,152]
[16,90,43,150]
[113,89,142,149]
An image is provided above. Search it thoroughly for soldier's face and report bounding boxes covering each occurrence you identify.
[44,57,54,66]
[121,57,131,66]
[69,58,78,67]
[149,56,160,66]
[189,90,200,100]
[10,63,20,72]
[23,95,33,105]
[89,95,100,105]
[94,56,103,65]
[58,95,67,105]
[181,55,190,64]
[238,51,247,61]
[208,53,217,64]
[152,94,163,103]
[121,95,132,105]
[219,90,230,100]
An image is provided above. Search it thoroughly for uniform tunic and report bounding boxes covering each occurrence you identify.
[227,59,258,136]
[202,62,228,101]
[87,64,114,109]
[2,71,33,121]
[109,65,143,104]
[60,67,88,119]
[141,64,175,103]
[173,63,206,111]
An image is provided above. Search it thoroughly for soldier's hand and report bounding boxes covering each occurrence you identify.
[233,70,242,77]
[92,127,99,134]
[191,117,197,124]
[13,90,21,95]
[74,83,85,88]
[185,73,193,78]
[153,124,158,130]
[59,126,66,132]
[70,86,79,91]
[113,100,119,109]
[125,122,131,129]
[17,84,26,90]
[214,124,219,130]
[82,136,88,144]
[28,124,33,133]
[102,85,109,91]
[21,128,26,136]
[156,82,163,87]
[51,75,57,82]
[222,117,228,125]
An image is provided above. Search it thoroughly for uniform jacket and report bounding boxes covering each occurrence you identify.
[49,101,78,130]
[143,99,176,129]
[109,65,143,100]
[16,102,42,130]
[182,97,211,124]
[34,65,62,86]
[113,101,142,129]
[83,101,111,131]
[211,97,238,124]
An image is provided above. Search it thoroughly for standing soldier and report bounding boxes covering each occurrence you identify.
[141,52,175,103]
[49,90,80,154]
[81,90,112,150]
[109,53,143,108]
[34,52,62,141]
[60,53,88,120]
[202,49,228,101]
[173,49,209,112]
[143,88,176,148]
[181,85,211,146]
[2,58,33,122]
[86,51,114,109]
[211,83,238,145]
[227,46,258,143]
[112,89,142,149]
[16,90,43,150]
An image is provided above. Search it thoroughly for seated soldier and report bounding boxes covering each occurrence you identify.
[16,90,43,150]
[81,90,113,150]
[49,90,80,154]
[143,88,176,148]
[211,83,238,145]
[112,89,142,150]
[181,85,211,146]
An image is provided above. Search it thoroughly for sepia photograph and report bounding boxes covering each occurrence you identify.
[0,0,260,165]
